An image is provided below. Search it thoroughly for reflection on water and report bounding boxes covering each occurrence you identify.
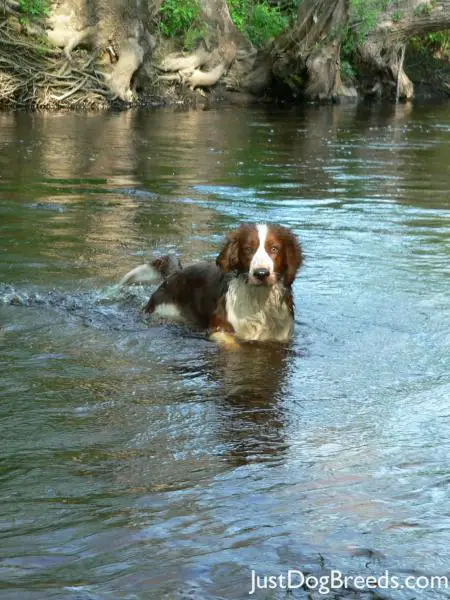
[0,102,450,599]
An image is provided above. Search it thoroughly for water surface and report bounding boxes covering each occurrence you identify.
[1,102,450,599]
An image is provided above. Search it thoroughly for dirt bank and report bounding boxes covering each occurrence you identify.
[1,0,449,109]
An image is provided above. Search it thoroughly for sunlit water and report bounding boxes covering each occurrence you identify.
[1,102,449,600]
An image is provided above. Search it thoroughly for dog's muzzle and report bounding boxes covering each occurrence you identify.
[252,268,270,281]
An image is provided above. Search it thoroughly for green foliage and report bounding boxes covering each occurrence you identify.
[247,2,289,46]
[228,0,249,33]
[341,0,447,83]
[347,0,393,45]
[341,0,399,61]
[159,0,202,47]
[158,0,290,49]
[426,30,450,53]
[19,0,49,19]
[410,30,450,58]
[414,2,432,17]
[340,59,357,83]
[228,0,289,47]
[340,0,397,79]
[183,25,209,50]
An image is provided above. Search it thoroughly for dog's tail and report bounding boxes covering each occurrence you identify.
[119,255,181,287]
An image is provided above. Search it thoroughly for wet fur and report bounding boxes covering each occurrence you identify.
[121,224,303,343]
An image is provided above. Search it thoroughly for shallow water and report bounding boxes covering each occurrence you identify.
[1,102,450,600]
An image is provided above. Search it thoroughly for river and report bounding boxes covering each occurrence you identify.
[1,102,449,599]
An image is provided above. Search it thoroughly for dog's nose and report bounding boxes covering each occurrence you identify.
[253,268,270,280]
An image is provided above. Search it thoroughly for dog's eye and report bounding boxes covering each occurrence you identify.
[270,245,280,254]
[243,245,253,254]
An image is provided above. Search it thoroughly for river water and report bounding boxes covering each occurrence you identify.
[0,102,449,600]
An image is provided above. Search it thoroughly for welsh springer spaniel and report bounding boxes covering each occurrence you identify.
[120,224,303,343]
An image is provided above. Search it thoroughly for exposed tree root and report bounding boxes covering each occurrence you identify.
[47,24,98,60]
[3,0,449,108]
[0,21,110,108]
[153,38,239,94]
[0,0,20,17]
[359,0,450,99]
[184,61,227,89]
[151,0,248,94]
[156,47,210,72]
[105,37,144,102]
[359,39,414,100]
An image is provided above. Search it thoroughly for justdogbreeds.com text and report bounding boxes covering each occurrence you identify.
[249,569,448,595]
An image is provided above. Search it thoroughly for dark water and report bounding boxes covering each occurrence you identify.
[0,102,449,600]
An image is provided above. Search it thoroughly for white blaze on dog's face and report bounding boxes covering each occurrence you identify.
[248,224,276,285]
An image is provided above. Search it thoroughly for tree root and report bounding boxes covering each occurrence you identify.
[360,40,414,100]
[155,41,236,91]
[156,47,210,72]
[0,21,110,109]
[184,62,227,89]
[105,38,144,102]
[0,0,20,16]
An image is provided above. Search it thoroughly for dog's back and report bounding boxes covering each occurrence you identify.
[144,263,231,328]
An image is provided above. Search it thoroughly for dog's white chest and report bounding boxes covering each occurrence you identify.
[225,279,293,342]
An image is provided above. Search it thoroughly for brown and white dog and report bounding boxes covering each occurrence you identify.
[120,224,303,343]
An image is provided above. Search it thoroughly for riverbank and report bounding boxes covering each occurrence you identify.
[1,6,450,110]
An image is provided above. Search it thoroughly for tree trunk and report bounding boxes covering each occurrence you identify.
[2,0,450,108]
[45,0,160,101]
[271,0,349,101]
[271,0,450,102]
[359,0,450,99]
[152,0,266,96]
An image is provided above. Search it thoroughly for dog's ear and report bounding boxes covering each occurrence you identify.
[216,231,240,272]
[282,230,303,287]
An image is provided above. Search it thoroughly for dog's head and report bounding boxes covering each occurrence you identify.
[216,223,303,286]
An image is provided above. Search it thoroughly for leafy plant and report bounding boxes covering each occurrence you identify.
[426,30,450,53]
[347,0,393,45]
[229,0,288,47]
[410,29,450,59]
[183,24,209,50]
[247,2,288,46]
[159,0,201,40]
[228,0,250,33]
[414,2,432,17]
[341,59,357,82]
[19,0,49,19]
[341,0,399,62]
[158,0,290,49]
